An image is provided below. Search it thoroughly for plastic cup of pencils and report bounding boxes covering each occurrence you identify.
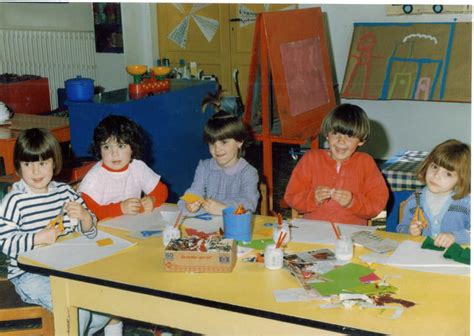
[335,235,354,261]
[264,244,284,270]
[272,222,291,246]
[163,224,180,246]
[222,207,252,242]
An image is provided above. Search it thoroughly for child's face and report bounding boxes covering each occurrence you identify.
[20,158,54,194]
[208,138,243,168]
[326,132,364,164]
[100,137,132,170]
[425,163,459,195]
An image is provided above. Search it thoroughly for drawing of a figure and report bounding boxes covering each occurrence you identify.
[342,32,379,98]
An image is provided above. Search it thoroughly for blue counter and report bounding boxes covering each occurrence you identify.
[67,79,218,202]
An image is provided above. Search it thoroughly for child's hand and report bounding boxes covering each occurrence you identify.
[409,222,423,236]
[331,189,353,208]
[65,201,90,223]
[434,233,455,248]
[140,196,155,213]
[202,199,226,216]
[185,200,203,213]
[64,201,94,231]
[121,198,142,215]
[34,227,60,245]
[315,186,332,204]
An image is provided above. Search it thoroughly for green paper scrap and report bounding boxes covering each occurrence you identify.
[238,238,274,251]
[348,283,398,296]
[458,248,471,265]
[310,263,374,296]
[421,236,445,251]
[310,281,344,296]
[443,243,463,259]
[444,243,470,265]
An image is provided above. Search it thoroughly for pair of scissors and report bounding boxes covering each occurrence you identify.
[185,212,213,221]
[411,191,428,229]
[46,206,65,233]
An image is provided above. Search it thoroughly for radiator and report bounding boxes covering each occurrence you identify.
[0,29,96,109]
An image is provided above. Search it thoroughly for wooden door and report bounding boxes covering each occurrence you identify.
[156,4,232,93]
[156,3,296,101]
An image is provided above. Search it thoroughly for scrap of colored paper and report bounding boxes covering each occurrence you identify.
[348,283,397,296]
[421,236,445,251]
[96,238,114,247]
[238,238,273,251]
[180,193,204,203]
[310,263,374,296]
[359,272,380,283]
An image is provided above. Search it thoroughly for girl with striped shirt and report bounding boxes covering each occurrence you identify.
[0,128,110,335]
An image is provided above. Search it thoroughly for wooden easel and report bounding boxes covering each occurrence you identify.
[243,7,336,212]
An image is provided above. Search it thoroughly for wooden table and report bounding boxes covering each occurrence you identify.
[0,113,70,175]
[18,215,470,335]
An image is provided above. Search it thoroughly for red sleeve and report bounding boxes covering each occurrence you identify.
[81,192,123,220]
[148,181,168,207]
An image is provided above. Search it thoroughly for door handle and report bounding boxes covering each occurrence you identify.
[229,18,242,22]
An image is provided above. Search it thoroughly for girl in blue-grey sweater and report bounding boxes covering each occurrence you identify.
[179,108,259,215]
[397,139,470,248]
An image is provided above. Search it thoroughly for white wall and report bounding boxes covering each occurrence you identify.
[301,4,472,159]
[0,2,158,93]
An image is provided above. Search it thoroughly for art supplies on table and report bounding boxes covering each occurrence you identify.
[20,231,136,271]
[223,206,252,242]
[164,236,236,272]
[283,248,346,291]
[290,219,377,245]
[310,263,390,297]
[182,213,222,234]
[351,230,398,253]
[384,240,470,276]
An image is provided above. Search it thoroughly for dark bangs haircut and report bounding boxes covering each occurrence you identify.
[203,110,248,145]
[417,139,470,199]
[14,128,63,176]
[91,115,143,160]
[321,104,370,142]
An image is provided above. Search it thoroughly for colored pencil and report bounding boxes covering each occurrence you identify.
[276,231,287,249]
[330,222,341,240]
[277,213,283,226]
[173,211,183,228]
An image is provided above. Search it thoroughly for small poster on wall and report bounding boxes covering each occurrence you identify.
[93,3,124,53]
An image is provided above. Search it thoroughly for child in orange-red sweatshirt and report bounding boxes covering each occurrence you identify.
[79,115,168,220]
[284,104,388,225]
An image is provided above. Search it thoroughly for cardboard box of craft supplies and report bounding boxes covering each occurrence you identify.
[164,237,236,273]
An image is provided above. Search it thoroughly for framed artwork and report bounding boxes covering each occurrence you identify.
[93,3,124,53]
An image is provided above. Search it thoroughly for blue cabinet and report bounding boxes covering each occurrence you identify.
[67,80,217,202]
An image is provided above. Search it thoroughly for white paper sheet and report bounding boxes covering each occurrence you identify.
[384,240,470,276]
[20,231,135,271]
[100,205,180,232]
[290,218,377,245]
